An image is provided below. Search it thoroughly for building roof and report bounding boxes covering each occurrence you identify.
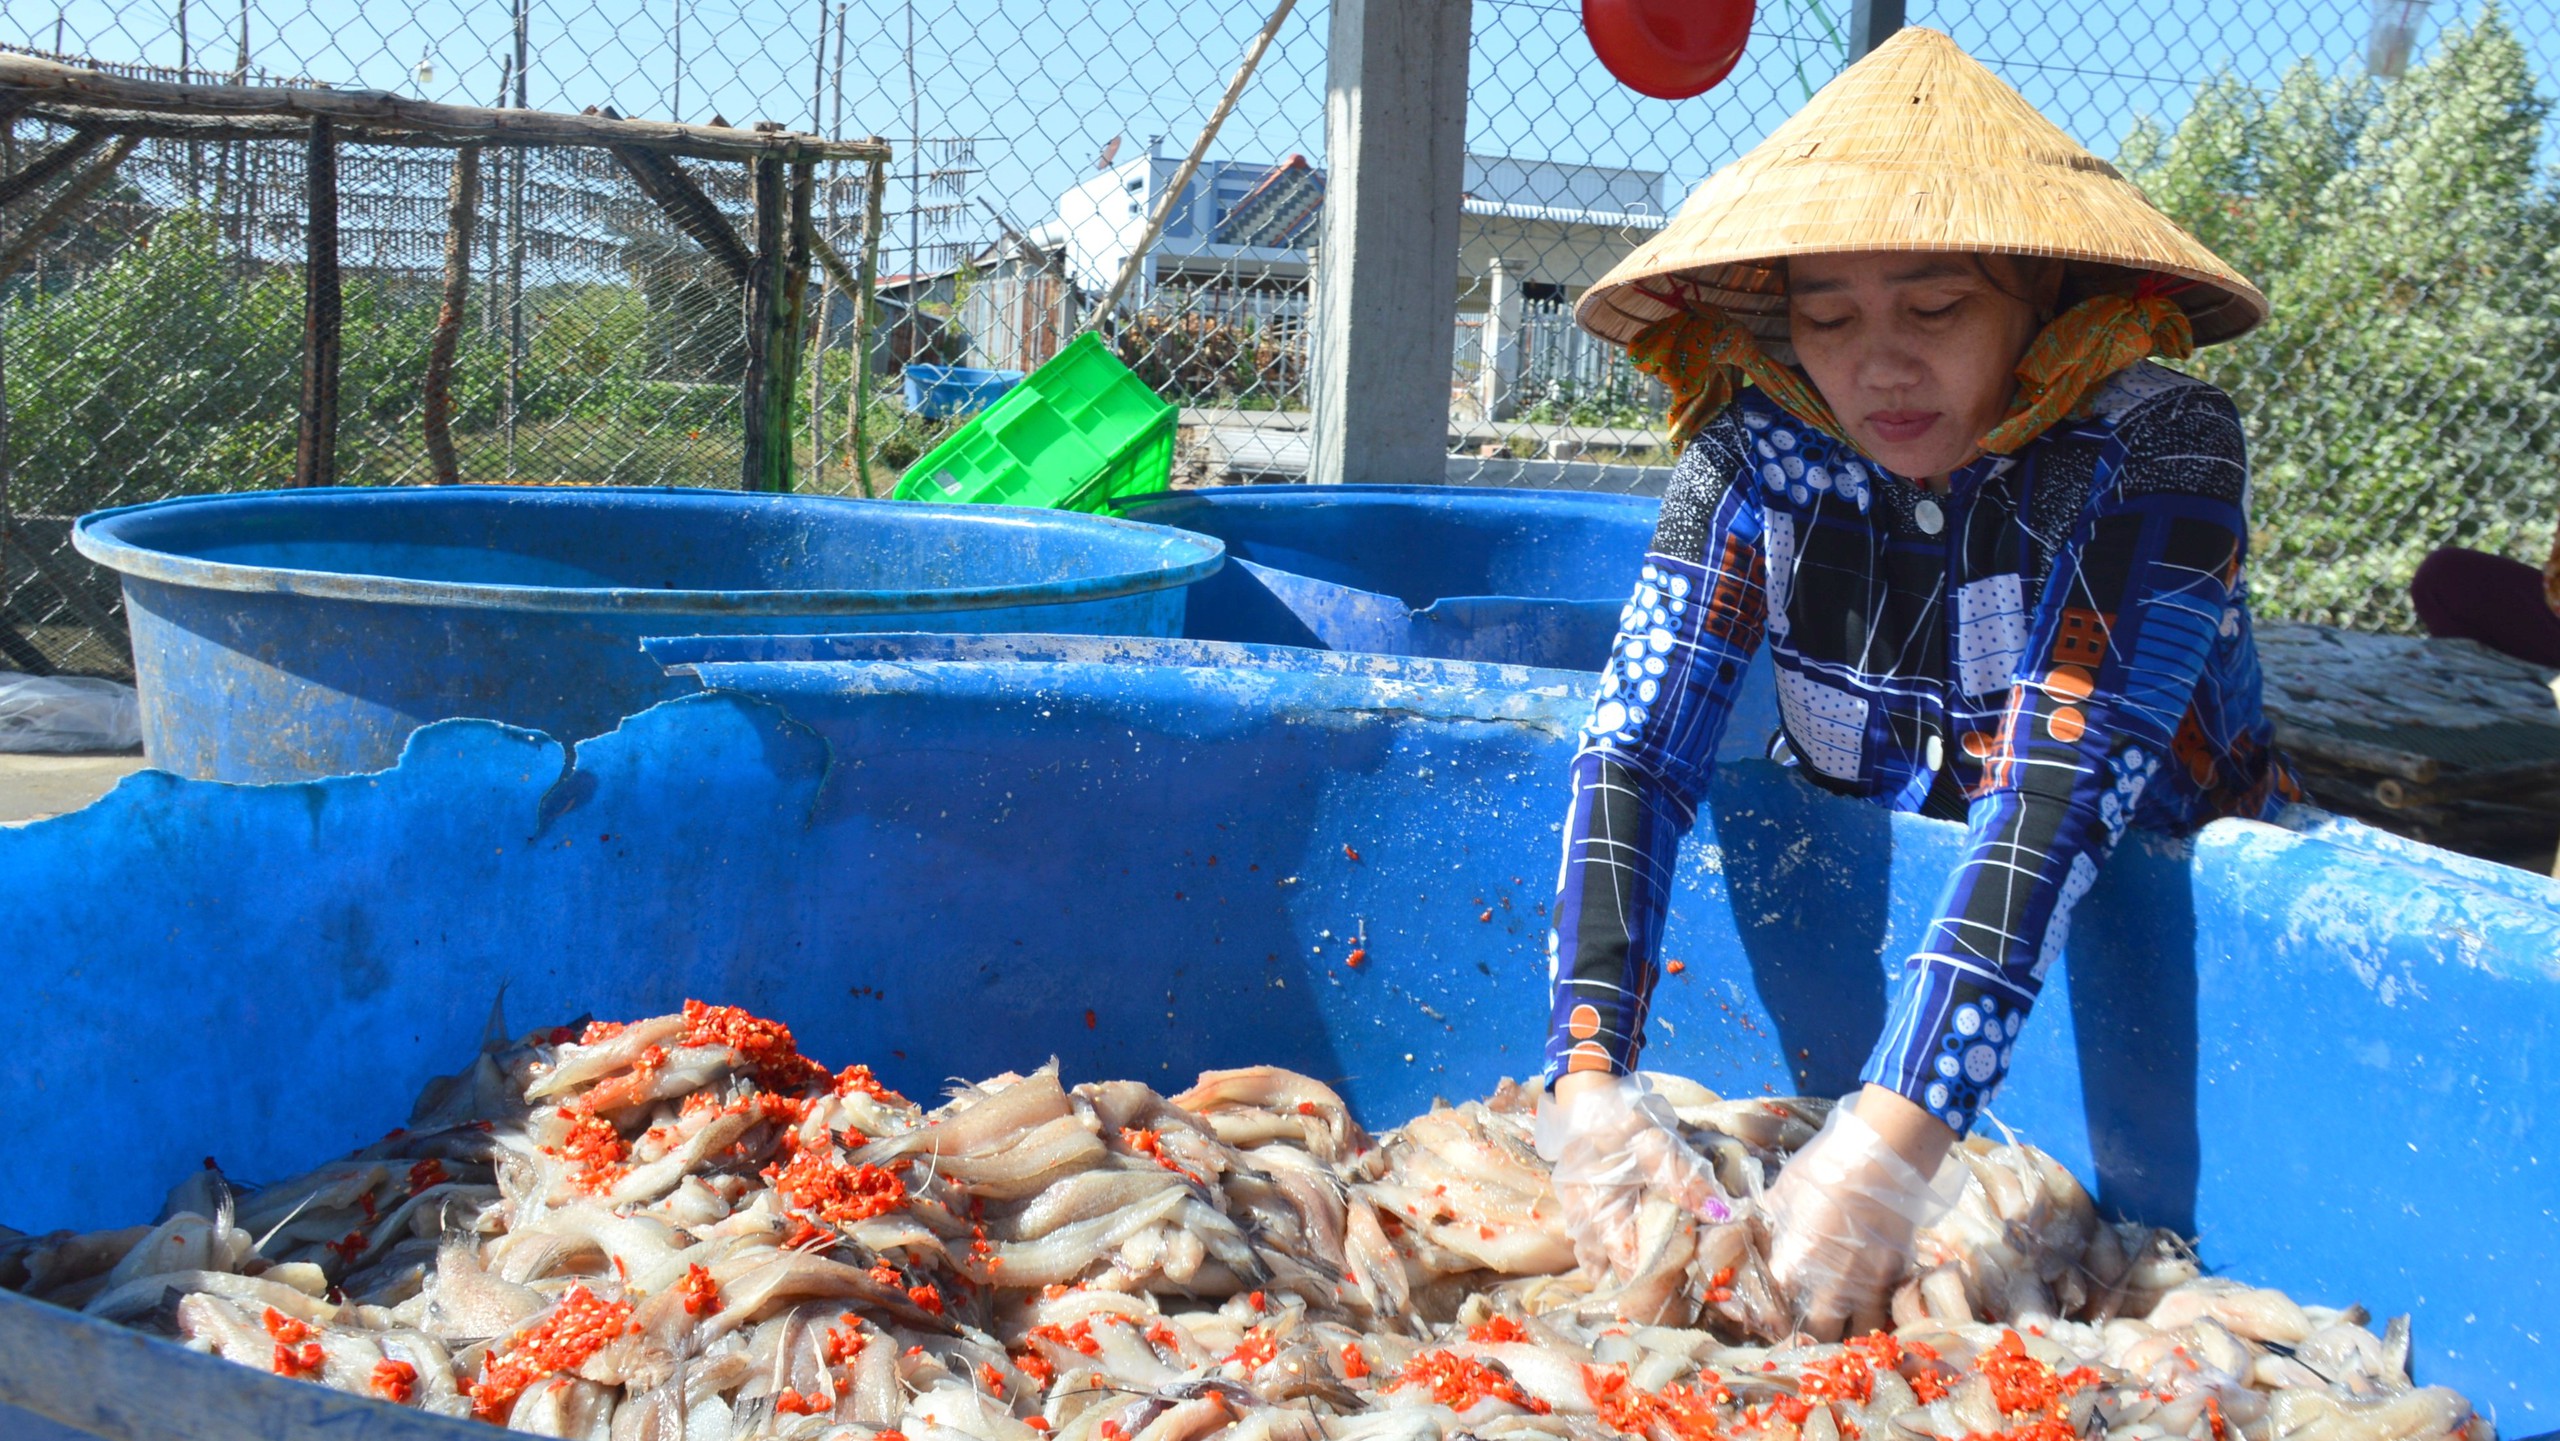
[1213,155,1325,249]
[1459,197,1670,230]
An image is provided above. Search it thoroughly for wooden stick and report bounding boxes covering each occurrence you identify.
[608,143,753,290]
[0,53,889,164]
[802,228,862,492]
[847,152,886,498]
[740,156,784,492]
[810,228,860,295]
[0,126,102,209]
[1087,0,1298,329]
[769,159,815,494]
[4,106,569,151]
[0,132,137,279]
[295,116,341,489]
[423,144,480,486]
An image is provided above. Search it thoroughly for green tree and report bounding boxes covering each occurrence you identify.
[4,210,301,514]
[2120,4,2560,628]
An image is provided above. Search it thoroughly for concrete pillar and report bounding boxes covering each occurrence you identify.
[1850,0,1904,56]
[1308,0,1472,486]
[1476,257,1525,422]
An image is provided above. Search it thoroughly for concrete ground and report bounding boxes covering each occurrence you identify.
[0,751,147,825]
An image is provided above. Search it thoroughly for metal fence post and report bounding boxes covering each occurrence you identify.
[1307,0,1471,487]
[1849,0,1904,56]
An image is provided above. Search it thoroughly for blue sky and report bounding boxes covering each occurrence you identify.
[12,0,2555,278]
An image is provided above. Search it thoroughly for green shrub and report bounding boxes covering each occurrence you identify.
[2119,4,2560,629]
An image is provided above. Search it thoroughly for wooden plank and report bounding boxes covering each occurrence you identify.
[422,144,480,486]
[739,156,784,492]
[0,126,102,209]
[0,53,888,165]
[6,106,579,152]
[2270,720,2440,785]
[294,116,341,489]
[607,143,753,290]
[2374,756,2560,810]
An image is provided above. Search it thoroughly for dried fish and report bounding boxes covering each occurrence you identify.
[10,1001,2489,1441]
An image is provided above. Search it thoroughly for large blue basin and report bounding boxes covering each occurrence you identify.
[71,487,1224,782]
[1119,485,1662,670]
[2,635,2555,1434]
[1120,484,1780,762]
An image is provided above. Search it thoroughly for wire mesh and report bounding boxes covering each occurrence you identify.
[2,0,2555,678]
[0,109,811,675]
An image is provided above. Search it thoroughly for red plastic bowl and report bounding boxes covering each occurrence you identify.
[1582,0,1755,100]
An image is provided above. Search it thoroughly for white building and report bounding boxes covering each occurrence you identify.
[1044,145,1668,301]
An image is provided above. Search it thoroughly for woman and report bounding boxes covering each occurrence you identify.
[1532,29,2300,1337]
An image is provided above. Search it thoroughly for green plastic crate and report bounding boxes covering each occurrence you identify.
[893,333,1176,513]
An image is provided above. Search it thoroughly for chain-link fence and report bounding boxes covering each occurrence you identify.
[4,0,2557,678]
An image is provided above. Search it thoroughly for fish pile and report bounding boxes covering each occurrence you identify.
[2,1001,2489,1441]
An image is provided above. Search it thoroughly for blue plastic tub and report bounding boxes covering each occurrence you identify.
[71,486,1223,782]
[902,363,1025,418]
[1120,484,1779,760]
[1117,485,1651,669]
[1,636,2555,1435]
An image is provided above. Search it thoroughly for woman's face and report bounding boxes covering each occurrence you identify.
[1785,251,2048,481]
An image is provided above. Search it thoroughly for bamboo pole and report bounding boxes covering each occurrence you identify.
[423,144,481,486]
[804,4,830,497]
[847,151,886,497]
[294,116,341,488]
[0,53,888,164]
[818,0,846,492]
[1086,0,1298,330]
[808,258,831,492]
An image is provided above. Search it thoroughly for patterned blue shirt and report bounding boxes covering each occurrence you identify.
[1541,363,2298,1135]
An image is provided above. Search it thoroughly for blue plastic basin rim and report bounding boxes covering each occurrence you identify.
[1117,483,1661,514]
[71,485,1227,617]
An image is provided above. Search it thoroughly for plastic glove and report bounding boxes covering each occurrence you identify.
[1535,1075,1735,1278]
[1762,1101,1967,1339]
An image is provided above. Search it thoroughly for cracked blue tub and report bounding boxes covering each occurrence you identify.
[2,637,2555,1434]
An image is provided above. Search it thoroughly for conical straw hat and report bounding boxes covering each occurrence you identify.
[1576,28,2267,350]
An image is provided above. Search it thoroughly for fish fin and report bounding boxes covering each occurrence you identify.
[481,984,512,1053]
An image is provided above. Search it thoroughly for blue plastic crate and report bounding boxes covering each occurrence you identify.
[903,363,1025,419]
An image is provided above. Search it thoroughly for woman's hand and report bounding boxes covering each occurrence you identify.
[1762,1085,1965,1338]
[1536,1073,1735,1278]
